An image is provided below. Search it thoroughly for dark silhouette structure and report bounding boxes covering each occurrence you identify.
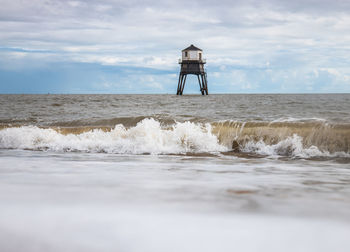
[177,45,208,95]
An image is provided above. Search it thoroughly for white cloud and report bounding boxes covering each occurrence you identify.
[1,0,350,92]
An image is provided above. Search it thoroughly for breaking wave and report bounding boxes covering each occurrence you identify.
[213,120,350,155]
[0,118,349,159]
[241,134,349,158]
[0,119,226,154]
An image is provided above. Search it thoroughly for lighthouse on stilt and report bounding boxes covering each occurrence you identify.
[177,45,208,95]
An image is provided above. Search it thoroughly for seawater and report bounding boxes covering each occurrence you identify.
[0,94,350,252]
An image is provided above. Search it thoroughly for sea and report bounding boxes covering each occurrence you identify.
[0,94,350,252]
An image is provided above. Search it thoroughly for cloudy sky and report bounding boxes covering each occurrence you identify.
[0,0,350,93]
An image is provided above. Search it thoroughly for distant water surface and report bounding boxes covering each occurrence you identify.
[1,94,350,125]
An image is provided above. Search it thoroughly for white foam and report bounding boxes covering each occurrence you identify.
[241,134,350,158]
[270,117,327,123]
[0,119,227,154]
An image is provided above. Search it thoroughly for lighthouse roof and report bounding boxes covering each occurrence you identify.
[182,44,202,51]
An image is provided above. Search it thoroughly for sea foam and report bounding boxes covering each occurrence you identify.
[241,134,350,158]
[0,118,226,154]
[1,118,349,158]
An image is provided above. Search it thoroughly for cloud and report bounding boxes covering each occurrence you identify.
[0,0,350,93]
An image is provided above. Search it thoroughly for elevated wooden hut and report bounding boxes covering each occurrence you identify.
[177,45,208,95]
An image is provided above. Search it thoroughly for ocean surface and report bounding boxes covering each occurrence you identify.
[1,94,350,252]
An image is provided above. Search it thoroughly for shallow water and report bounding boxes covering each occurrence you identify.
[0,94,350,251]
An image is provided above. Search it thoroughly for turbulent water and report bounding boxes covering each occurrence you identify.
[1,94,350,158]
[1,94,350,252]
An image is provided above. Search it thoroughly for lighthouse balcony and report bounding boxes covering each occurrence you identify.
[178,59,206,64]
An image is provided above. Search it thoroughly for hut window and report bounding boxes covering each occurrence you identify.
[199,53,202,60]
[185,52,188,57]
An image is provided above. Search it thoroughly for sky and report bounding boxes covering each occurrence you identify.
[0,0,350,94]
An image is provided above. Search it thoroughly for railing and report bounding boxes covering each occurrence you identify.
[178,59,206,64]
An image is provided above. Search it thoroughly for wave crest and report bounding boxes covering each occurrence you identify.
[240,134,349,158]
[1,119,350,159]
[0,119,226,154]
[213,120,350,154]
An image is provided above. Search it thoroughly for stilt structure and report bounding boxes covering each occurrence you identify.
[177,44,208,95]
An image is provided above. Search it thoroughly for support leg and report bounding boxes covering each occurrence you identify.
[200,74,206,95]
[197,75,204,95]
[176,74,182,95]
[181,75,187,95]
[203,73,208,95]
[179,74,184,95]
